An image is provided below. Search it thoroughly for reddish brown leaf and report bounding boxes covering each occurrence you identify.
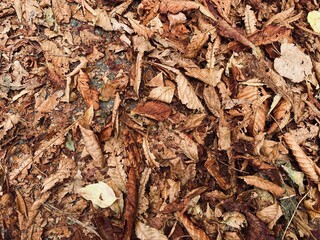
[132,101,171,121]
[123,167,137,240]
[176,212,210,240]
[239,175,285,197]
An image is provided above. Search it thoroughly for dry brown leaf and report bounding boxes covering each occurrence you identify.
[52,0,71,24]
[142,136,160,169]
[148,86,175,103]
[176,72,205,111]
[184,29,209,59]
[95,8,113,31]
[251,95,269,136]
[249,57,293,104]
[135,221,168,240]
[79,125,104,168]
[80,29,103,46]
[123,167,137,240]
[15,189,27,218]
[211,0,231,22]
[100,74,129,101]
[175,212,210,240]
[107,154,127,193]
[217,124,231,151]
[177,113,206,131]
[137,168,151,216]
[284,133,320,185]
[40,40,69,76]
[206,36,221,69]
[77,70,99,110]
[36,90,64,113]
[41,156,75,193]
[168,12,187,28]
[26,192,51,228]
[239,175,285,197]
[268,99,291,134]
[205,153,231,190]
[228,25,291,51]
[217,19,260,57]
[126,12,154,39]
[184,67,224,86]
[133,36,154,96]
[256,202,283,230]
[132,101,171,121]
[86,46,104,63]
[222,212,247,230]
[265,7,294,26]
[274,43,312,83]
[174,130,199,162]
[203,85,222,117]
[159,0,216,22]
[244,5,257,35]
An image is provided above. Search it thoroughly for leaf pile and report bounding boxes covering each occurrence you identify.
[1,0,320,239]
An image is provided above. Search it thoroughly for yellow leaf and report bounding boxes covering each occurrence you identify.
[78,182,117,208]
[307,11,320,33]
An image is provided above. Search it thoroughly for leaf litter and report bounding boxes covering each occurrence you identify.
[1,0,320,239]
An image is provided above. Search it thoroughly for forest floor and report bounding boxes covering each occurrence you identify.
[1,0,320,239]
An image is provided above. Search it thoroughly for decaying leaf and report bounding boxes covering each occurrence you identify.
[77,182,117,208]
[274,43,312,83]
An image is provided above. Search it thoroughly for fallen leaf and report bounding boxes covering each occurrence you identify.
[176,72,205,111]
[52,0,71,24]
[135,221,168,240]
[256,202,283,229]
[79,125,105,168]
[77,182,117,208]
[307,11,320,33]
[132,101,172,121]
[239,175,285,197]
[148,86,175,103]
[283,133,320,186]
[274,43,312,83]
[77,70,99,110]
[222,212,247,230]
[175,212,210,240]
